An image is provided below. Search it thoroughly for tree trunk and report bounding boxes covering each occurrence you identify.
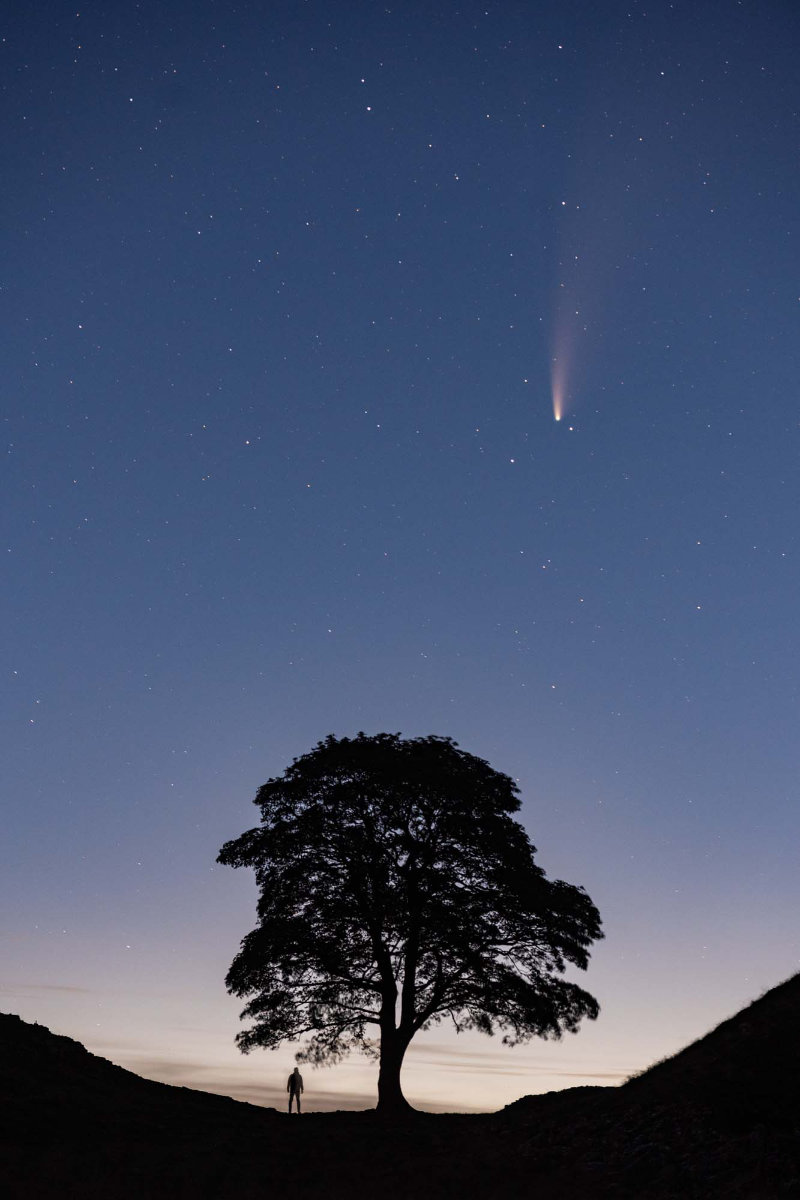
[376,1032,413,1115]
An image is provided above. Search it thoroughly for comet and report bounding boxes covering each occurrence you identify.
[551,355,567,422]
[550,270,582,421]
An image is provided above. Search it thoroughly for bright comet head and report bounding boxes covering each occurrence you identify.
[551,364,565,422]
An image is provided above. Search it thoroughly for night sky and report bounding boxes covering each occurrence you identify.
[3,0,799,1113]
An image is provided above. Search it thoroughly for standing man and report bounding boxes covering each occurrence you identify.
[287,1065,304,1113]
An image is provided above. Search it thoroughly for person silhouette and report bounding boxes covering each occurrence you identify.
[287,1066,304,1113]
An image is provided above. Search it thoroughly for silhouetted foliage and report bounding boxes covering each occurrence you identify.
[218,733,603,1113]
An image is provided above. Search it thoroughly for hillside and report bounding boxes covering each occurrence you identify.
[503,971,800,1196]
[3,974,800,1198]
[623,969,800,1127]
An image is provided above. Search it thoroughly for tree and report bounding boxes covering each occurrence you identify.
[218,732,603,1115]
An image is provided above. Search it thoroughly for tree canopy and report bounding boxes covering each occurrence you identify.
[218,732,603,1113]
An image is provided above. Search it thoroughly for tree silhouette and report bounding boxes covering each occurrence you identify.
[218,733,603,1114]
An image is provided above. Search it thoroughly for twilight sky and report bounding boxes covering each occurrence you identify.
[3,0,799,1113]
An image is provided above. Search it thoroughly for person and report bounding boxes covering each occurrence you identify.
[287,1065,304,1113]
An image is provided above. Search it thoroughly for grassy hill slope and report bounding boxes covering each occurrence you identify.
[3,974,800,1198]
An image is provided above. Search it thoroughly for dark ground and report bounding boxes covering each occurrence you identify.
[4,973,800,1198]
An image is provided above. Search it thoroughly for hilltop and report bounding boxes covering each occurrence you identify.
[503,970,800,1196]
[3,972,800,1198]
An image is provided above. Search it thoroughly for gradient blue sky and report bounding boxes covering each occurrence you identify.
[3,0,799,1112]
